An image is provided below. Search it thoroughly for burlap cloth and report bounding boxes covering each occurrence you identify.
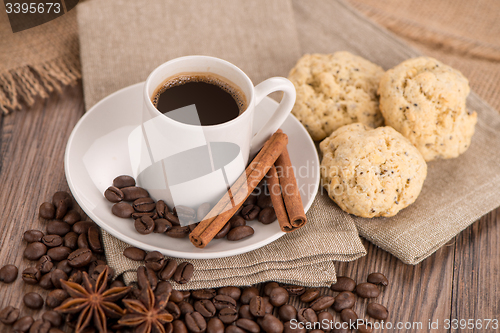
[4,0,499,287]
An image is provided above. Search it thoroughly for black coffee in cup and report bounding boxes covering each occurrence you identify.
[152,73,247,126]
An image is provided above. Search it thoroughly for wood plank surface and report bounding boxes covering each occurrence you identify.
[0,83,498,332]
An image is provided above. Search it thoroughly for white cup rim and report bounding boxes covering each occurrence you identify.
[144,55,255,129]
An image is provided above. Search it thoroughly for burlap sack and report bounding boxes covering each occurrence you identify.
[77,0,367,289]
[75,0,500,288]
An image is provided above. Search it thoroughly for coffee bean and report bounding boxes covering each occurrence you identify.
[196,202,211,221]
[240,287,259,304]
[36,255,53,274]
[227,225,254,241]
[173,262,193,284]
[104,186,124,203]
[213,295,237,310]
[24,242,47,260]
[330,277,356,292]
[153,200,167,218]
[63,232,79,250]
[226,326,246,333]
[133,197,155,212]
[52,192,72,219]
[46,289,69,308]
[367,273,388,286]
[249,296,266,317]
[39,202,56,219]
[67,248,93,268]
[29,319,51,333]
[154,218,172,233]
[87,226,103,253]
[263,297,274,314]
[46,221,71,236]
[229,216,246,229]
[179,301,195,316]
[192,288,216,300]
[142,251,164,271]
[166,225,190,238]
[236,318,260,333]
[112,202,135,218]
[278,305,296,321]
[159,259,178,280]
[218,286,241,301]
[281,284,306,296]
[47,246,71,261]
[194,299,216,318]
[283,321,305,333]
[258,207,276,224]
[133,216,154,234]
[131,211,156,219]
[366,303,388,320]
[123,247,146,261]
[239,305,254,320]
[50,269,68,289]
[0,306,20,325]
[340,308,358,324]
[22,267,41,284]
[24,292,44,309]
[257,192,273,209]
[241,205,260,220]
[260,313,283,333]
[39,272,54,289]
[185,311,207,332]
[332,291,356,312]
[219,307,238,324]
[165,212,180,226]
[267,287,288,307]
[72,221,95,235]
[170,289,184,303]
[297,308,317,323]
[24,230,44,243]
[77,233,89,249]
[357,322,373,333]
[42,234,63,247]
[121,186,149,201]
[311,295,335,311]
[299,288,319,303]
[172,319,188,333]
[214,222,231,239]
[318,311,334,333]
[206,318,224,333]
[153,281,171,299]
[13,316,34,332]
[0,264,18,283]
[355,283,380,298]
[56,260,72,275]
[42,311,62,327]
[63,210,81,225]
[113,175,136,188]
[137,266,158,291]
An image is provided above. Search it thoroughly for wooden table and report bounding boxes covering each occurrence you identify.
[0,83,498,332]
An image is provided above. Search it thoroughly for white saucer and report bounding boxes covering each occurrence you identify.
[65,82,319,259]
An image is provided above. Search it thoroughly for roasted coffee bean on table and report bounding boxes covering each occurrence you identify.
[46,220,71,236]
[23,292,44,309]
[12,315,34,332]
[0,264,18,283]
[144,251,165,271]
[366,302,389,320]
[355,282,380,298]
[24,242,47,260]
[24,230,44,243]
[39,202,56,219]
[46,289,69,308]
[330,276,356,292]
[297,307,318,324]
[310,295,335,311]
[42,310,63,327]
[173,262,194,284]
[36,255,54,274]
[340,308,358,323]
[269,286,289,307]
[67,248,93,267]
[299,288,320,303]
[367,272,389,286]
[332,291,356,312]
[278,304,297,321]
[0,306,20,325]
[47,246,72,261]
[62,210,81,225]
[227,225,254,241]
[42,234,63,247]
[123,246,146,261]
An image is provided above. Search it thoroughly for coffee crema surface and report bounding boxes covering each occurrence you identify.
[152,73,247,126]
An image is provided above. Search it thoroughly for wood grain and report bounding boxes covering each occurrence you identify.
[0,83,498,333]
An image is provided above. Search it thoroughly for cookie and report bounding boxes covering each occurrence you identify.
[378,57,477,161]
[288,52,385,141]
[320,123,427,218]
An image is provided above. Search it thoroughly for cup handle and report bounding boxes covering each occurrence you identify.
[250,77,296,156]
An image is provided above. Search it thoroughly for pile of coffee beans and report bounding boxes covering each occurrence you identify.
[0,191,109,333]
[123,248,195,285]
[106,175,277,243]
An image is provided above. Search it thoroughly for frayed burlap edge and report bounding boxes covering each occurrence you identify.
[0,53,81,114]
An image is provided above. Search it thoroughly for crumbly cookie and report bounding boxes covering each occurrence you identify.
[378,57,477,161]
[288,52,385,141]
[320,123,427,218]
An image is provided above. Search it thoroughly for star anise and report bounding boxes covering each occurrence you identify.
[118,283,173,333]
[55,265,131,333]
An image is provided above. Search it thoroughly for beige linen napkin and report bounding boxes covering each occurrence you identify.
[77,0,366,289]
[291,0,500,264]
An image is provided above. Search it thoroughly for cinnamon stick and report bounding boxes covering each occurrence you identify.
[275,146,307,228]
[189,130,288,248]
[267,165,293,232]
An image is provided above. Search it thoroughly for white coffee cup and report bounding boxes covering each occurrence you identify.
[130,55,295,216]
